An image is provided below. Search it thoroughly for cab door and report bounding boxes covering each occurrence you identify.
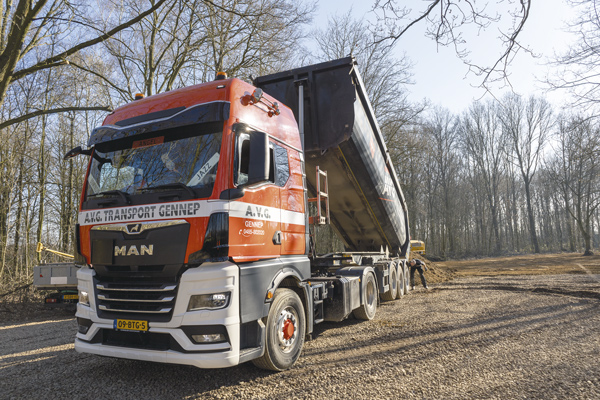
[229,127,282,261]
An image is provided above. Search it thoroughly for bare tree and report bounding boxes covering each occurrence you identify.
[372,0,532,88]
[499,93,552,253]
[200,0,315,80]
[421,107,461,257]
[82,0,211,102]
[460,100,506,254]
[85,0,314,103]
[548,115,600,255]
[0,0,168,122]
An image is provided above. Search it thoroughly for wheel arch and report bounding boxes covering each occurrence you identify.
[266,269,311,335]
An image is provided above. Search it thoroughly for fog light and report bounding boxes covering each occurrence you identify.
[188,292,230,311]
[79,290,89,306]
[192,333,226,343]
[77,317,92,334]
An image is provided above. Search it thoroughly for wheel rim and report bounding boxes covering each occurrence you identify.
[276,307,298,353]
[366,278,376,311]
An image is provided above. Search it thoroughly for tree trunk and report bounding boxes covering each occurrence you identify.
[524,179,540,253]
[36,117,48,264]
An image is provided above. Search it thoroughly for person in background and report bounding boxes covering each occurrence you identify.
[409,259,429,290]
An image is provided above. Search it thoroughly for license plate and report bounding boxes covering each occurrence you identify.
[63,294,78,300]
[114,319,148,332]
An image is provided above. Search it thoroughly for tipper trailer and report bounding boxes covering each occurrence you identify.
[69,57,411,371]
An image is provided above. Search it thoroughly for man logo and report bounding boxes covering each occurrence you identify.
[126,224,142,234]
[114,245,154,256]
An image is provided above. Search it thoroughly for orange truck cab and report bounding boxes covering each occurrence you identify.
[71,57,410,371]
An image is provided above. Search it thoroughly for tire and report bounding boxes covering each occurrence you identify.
[353,272,378,320]
[396,261,405,299]
[252,289,305,371]
[381,262,397,301]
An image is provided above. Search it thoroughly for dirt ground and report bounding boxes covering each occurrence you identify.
[434,252,600,277]
[1,252,599,399]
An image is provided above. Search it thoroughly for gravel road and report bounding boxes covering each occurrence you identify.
[1,273,599,399]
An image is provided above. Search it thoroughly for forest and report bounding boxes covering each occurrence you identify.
[1,0,599,292]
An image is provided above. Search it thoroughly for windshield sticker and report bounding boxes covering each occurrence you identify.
[187,152,220,186]
[132,136,164,149]
[87,174,100,194]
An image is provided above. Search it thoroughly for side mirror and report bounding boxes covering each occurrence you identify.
[246,131,270,185]
[64,146,92,160]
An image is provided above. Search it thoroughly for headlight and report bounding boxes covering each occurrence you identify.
[187,292,230,311]
[78,290,89,306]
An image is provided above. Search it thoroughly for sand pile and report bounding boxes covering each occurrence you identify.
[409,252,457,284]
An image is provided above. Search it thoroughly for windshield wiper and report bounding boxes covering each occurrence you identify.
[88,190,131,204]
[140,183,196,198]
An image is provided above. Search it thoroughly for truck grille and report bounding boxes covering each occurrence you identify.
[94,278,179,321]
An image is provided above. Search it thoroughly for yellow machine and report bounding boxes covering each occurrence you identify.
[410,240,426,255]
[36,242,74,259]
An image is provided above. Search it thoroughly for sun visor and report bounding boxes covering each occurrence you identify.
[88,101,230,147]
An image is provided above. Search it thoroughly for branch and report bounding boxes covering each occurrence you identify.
[0,106,112,130]
[374,0,441,45]
[67,60,130,98]
[0,283,32,299]
[472,0,532,87]
[10,0,169,82]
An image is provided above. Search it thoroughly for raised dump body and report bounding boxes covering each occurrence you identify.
[254,57,410,255]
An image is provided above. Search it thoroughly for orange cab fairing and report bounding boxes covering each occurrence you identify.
[78,78,305,265]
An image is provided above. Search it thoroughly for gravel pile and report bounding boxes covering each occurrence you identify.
[1,273,599,399]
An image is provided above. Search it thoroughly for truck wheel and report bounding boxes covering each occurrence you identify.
[353,272,377,320]
[381,263,397,301]
[252,289,305,371]
[396,261,405,298]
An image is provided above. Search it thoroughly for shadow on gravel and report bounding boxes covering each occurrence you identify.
[300,301,597,362]
[437,282,600,300]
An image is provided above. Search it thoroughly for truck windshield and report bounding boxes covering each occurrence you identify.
[86,130,222,200]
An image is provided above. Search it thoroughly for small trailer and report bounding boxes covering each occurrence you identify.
[32,243,79,304]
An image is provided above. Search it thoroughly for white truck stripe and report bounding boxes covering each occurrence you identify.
[78,200,304,226]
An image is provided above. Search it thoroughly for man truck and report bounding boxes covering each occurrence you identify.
[68,57,411,371]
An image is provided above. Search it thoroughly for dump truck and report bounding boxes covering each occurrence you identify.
[68,57,411,371]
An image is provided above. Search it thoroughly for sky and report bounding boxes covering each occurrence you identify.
[313,0,578,114]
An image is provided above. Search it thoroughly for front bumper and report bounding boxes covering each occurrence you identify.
[74,261,241,369]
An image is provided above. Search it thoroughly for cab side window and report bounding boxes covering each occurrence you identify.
[235,128,289,188]
[237,138,250,185]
